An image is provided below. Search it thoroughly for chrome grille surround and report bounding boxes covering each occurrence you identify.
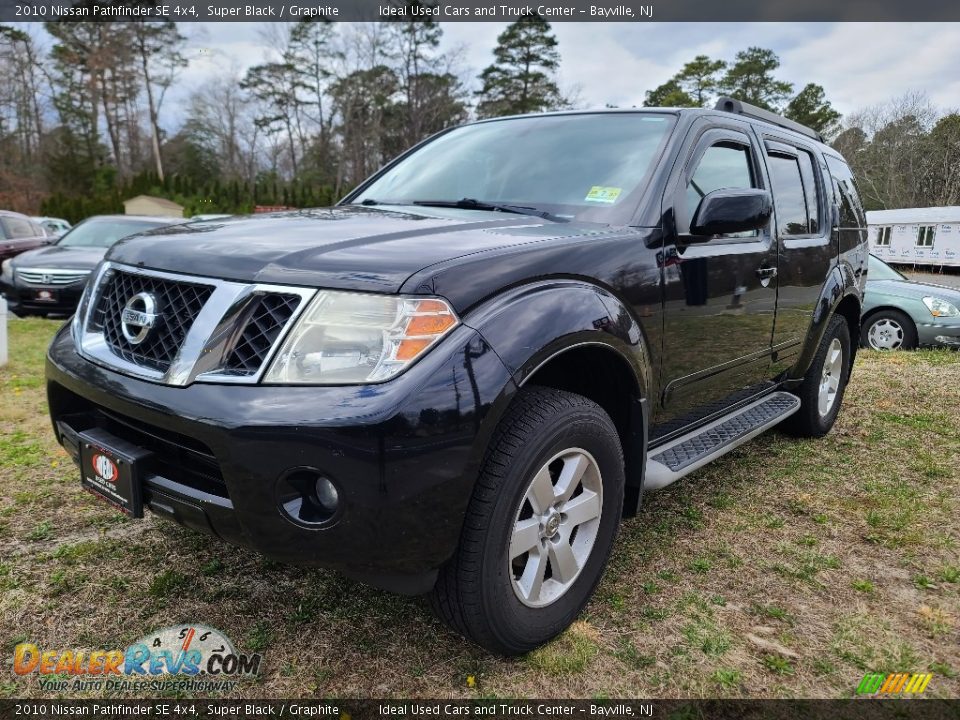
[74,262,316,386]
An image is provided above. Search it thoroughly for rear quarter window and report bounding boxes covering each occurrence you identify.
[825,156,866,229]
[1,217,39,239]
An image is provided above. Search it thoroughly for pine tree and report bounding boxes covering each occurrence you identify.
[784,83,841,137]
[475,14,566,118]
[676,55,727,107]
[719,47,793,112]
[643,79,696,108]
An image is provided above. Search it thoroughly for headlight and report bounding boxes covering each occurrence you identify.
[264,291,459,384]
[71,265,100,345]
[1,259,12,278]
[922,296,960,318]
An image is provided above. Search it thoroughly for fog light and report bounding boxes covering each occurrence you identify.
[277,469,341,527]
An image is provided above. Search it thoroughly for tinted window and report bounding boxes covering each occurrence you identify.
[797,151,820,234]
[767,154,808,236]
[1,217,39,239]
[825,156,866,228]
[57,219,169,248]
[684,142,755,228]
[868,255,905,281]
[355,113,676,223]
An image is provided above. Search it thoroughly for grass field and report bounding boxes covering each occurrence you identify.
[1,317,958,699]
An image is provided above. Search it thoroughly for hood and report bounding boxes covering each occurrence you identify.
[868,278,960,303]
[106,205,598,294]
[11,244,107,270]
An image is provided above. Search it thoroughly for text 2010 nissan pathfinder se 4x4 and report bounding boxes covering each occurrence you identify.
[46,98,868,654]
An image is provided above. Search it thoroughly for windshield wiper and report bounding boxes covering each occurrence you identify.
[411,198,566,222]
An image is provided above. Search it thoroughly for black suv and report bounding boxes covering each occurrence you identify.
[46,99,868,655]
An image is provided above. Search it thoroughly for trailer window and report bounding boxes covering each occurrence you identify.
[916,225,936,247]
[876,227,892,246]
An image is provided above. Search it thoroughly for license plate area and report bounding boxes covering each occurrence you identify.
[78,428,152,518]
[33,288,58,303]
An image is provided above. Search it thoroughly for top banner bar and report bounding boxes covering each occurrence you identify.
[2,0,959,21]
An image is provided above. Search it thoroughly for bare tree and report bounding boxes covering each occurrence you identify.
[131,21,188,182]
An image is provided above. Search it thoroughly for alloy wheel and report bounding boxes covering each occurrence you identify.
[868,318,905,350]
[509,448,603,608]
[818,338,843,417]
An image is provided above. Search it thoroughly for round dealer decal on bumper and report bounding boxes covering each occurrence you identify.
[91,453,118,483]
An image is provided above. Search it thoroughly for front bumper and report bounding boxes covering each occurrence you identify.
[46,323,514,594]
[0,276,86,315]
[917,318,960,348]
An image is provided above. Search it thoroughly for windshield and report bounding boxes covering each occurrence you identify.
[353,113,676,223]
[57,219,166,248]
[868,254,906,281]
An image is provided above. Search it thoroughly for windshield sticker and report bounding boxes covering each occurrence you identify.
[585,186,622,204]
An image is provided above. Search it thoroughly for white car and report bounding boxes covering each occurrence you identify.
[31,216,72,238]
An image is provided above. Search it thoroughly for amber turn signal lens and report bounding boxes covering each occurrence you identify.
[395,338,433,361]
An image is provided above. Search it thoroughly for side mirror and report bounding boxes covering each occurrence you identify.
[690,188,773,238]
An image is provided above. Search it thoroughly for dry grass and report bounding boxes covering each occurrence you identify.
[1,317,958,699]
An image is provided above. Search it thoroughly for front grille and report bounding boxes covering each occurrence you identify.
[223,293,301,374]
[93,270,213,372]
[18,268,90,285]
[96,407,227,498]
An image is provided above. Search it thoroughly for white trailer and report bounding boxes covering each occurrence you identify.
[866,206,960,268]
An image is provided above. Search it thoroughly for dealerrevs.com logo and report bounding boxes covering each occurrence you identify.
[14,624,261,693]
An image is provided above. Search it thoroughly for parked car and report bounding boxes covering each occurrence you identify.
[1,215,179,317]
[0,210,50,262]
[861,254,960,350]
[46,99,868,654]
[31,216,73,238]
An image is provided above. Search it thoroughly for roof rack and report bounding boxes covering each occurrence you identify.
[714,96,824,143]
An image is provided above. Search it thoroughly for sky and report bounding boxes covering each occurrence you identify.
[29,21,960,124]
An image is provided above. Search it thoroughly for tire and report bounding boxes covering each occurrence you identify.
[860,309,917,351]
[782,314,851,438]
[429,386,624,655]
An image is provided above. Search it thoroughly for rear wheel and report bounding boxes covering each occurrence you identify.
[861,310,917,351]
[429,386,624,655]
[783,314,851,438]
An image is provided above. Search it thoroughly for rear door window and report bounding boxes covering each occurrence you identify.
[767,154,808,236]
[796,151,821,234]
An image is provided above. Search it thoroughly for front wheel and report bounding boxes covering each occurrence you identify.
[782,314,852,438]
[429,386,624,655]
[861,310,917,351]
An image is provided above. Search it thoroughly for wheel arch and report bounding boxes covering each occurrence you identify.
[833,293,863,375]
[463,280,654,516]
[788,267,862,382]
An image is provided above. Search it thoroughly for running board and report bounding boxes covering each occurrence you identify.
[645,392,800,491]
